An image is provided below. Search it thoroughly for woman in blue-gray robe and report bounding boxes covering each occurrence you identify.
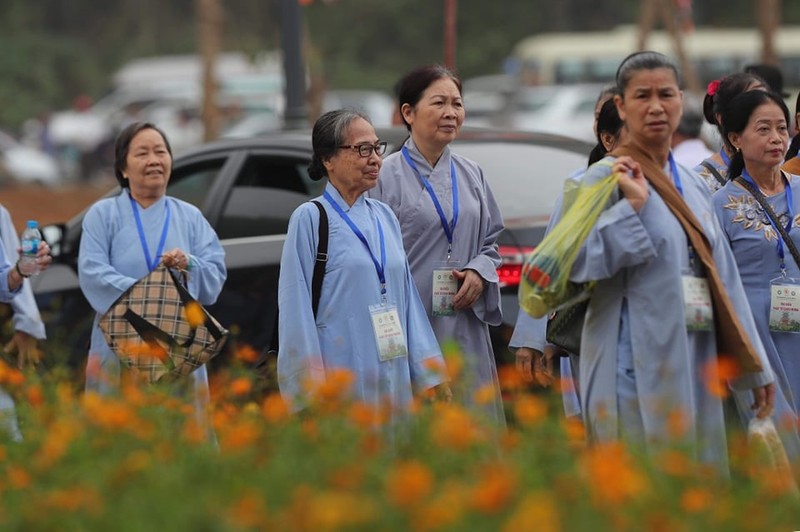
[278,110,448,420]
[712,89,800,460]
[573,52,774,470]
[370,66,505,426]
[78,122,225,436]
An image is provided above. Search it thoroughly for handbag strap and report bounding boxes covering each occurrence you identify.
[735,174,800,269]
[700,160,727,186]
[311,200,328,318]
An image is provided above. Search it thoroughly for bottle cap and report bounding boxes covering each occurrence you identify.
[26,220,38,228]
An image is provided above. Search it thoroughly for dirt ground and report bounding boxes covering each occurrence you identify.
[0,178,117,234]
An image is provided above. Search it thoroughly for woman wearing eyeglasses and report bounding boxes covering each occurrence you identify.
[370,65,505,426]
[277,109,450,418]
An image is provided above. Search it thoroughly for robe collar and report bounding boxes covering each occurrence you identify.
[324,181,367,213]
[122,188,168,211]
[403,136,452,174]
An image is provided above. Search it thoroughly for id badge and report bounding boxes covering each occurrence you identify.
[432,261,458,317]
[769,278,800,333]
[681,274,714,332]
[369,303,408,361]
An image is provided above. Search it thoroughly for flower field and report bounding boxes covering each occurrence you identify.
[0,346,798,531]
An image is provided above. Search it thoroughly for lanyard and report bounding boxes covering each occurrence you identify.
[323,191,387,297]
[130,195,171,272]
[719,148,731,167]
[742,169,794,270]
[401,146,459,258]
[668,153,682,196]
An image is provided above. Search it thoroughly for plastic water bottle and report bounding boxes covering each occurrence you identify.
[18,220,41,277]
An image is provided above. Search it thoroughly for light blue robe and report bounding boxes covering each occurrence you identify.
[278,183,446,418]
[573,156,774,469]
[78,190,226,432]
[369,138,505,425]
[509,182,582,418]
[694,156,729,194]
[712,174,800,459]
[0,221,24,441]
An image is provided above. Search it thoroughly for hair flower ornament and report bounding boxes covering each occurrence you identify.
[706,79,721,96]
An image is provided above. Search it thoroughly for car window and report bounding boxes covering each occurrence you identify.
[168,158,226,208]
[452,142,586,226]
[216,154,315,239]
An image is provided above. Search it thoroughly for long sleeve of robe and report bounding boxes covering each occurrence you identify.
[0,205,45,339]
[369,138,505,425]
[570,156,774,470]
[712,173,800,460]
[278,183,446,418]
[78,190,226,434]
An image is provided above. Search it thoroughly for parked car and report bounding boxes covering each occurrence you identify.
[0,130,61,186]
[33,128,590,371]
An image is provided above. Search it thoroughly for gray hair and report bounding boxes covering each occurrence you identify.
[615,51,681,94]
[308,109,371,181]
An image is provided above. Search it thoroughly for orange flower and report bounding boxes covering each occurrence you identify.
[474,383,498,406]
[82,393,138,432]
[309,368,355,408]
[306,491,377,530]
[656,449,692,477]
[228,490,270,529]
[184,301,206,328]
[43,486,102,515]
[581,442,649,506]
[704,357,740,398]
[412,482,468,531]
[502,491,560,532]
[230,377,252,397]
[0,360,24,387]
[219,419,260,450]
[513,395,547,426]
[234,344,260,363]
[470,463,518,514]
[261,393,290,423]
[497,365,525,393]
[327,464,365,491]
[347,401,384,429]
[25,384,44,408]
[34,418,81,470]
[681,487,714,513]
[7,466,31,489]
[561,416,586,447]
[386,460,435,509]
[430,403,485,450]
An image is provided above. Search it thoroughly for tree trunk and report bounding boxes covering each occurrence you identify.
[196,0,223,142]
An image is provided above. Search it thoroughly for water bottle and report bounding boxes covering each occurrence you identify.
[18,220,42,277]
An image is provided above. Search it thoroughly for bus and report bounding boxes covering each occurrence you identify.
[511,25,800,90]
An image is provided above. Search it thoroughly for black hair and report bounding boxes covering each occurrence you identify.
[396,65,462,132]
[787,91,800,162]
[721,90,790,178]
[615,51,680,94]
[114,121,172,188]
[588,97,623,165]
[308,109,371,181]
[701,72,766,152]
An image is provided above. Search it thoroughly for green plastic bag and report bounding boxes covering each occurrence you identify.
[519,167,620,318]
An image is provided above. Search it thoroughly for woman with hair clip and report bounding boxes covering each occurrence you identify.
[713,90,800,460]
[782,92,800,175]
[696,73,767,193]
[571,51,774,470]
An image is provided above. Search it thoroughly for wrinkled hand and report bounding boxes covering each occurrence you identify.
[752,382,775,419]
[35,241,52,272]
[4,331,40,369]
[516,346,559,387]
[162,248,190,270]
[613,156,649,213]
[452,269,484,310]
[515,347,539,383]
[430,382,453,403]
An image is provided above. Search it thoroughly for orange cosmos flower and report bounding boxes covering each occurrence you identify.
[230,377,253,397]
[470,463,518,514]
[513,395,547,426]
[261,393,290,423]
[183,301,206,328]
[581,442,649,506]
[681,487,714,513]
[502,492,560,532]
[386,460,435,509]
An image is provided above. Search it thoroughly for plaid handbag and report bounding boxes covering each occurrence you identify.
[99,263,228,384]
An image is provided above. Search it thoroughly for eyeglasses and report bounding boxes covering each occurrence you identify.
[338,141,388,158]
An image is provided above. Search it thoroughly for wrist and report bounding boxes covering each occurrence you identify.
[14,261,29,279]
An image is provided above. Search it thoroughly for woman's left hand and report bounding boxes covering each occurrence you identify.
[452,269,485,310]
[162,248,190,270]
[752,382,776,419]
[35,241,52,272]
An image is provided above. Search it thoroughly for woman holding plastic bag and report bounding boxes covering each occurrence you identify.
[541,51,775,470]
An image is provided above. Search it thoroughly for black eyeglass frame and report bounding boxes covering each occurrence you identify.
[338,141,388,157]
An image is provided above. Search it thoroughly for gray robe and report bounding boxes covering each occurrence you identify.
[370,137,505,425]
[573,156,774,469]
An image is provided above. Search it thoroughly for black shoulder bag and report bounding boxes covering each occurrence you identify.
[265,200,328,356]
[735,174,800,267]
[700,160,728,187]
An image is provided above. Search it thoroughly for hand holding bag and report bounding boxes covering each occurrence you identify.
[99,263,228,384]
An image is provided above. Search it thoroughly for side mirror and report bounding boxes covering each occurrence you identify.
[41,223,65,259]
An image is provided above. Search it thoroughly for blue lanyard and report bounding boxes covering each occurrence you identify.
[742,169,794,269]
[130,195,171,272]
[719,148,731,167]
[323,191,387,295]
[401,146,459,257]
[668,153,682,196]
